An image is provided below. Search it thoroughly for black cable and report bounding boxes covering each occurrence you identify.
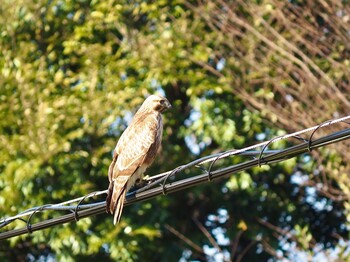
[0,127,349,240]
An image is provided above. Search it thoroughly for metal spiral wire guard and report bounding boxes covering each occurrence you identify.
[1,115,350,240]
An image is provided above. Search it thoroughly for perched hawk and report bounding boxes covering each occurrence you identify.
[106,95,171,224]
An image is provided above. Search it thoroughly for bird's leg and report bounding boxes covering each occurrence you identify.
[133,175,149,189]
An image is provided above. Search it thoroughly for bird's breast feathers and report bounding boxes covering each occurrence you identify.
[113,112,162,174]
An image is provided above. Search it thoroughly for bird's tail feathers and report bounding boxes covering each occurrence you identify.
[113,186,127,225]
[106,176,129,224]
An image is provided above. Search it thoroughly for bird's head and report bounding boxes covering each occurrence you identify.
[142,94,172,113]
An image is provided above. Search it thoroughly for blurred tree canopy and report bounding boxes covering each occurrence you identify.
[1,0,350,261]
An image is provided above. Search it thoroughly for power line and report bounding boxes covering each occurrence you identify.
[1,116,350,240]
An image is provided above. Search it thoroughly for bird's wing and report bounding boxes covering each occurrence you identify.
[107,150,118,183]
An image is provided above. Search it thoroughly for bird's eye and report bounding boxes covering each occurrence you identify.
[160,100,165,104]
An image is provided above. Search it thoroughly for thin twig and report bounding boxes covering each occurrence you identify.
[165,224,205,255]
[231,230,243,260]
[236,239,258,262]
[193,216,222,253]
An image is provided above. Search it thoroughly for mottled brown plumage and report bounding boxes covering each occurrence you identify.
[106,95,171,224]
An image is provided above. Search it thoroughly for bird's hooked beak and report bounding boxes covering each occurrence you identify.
[165,100,172,110]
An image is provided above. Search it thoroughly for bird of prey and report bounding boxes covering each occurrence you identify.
[106,94,171,224]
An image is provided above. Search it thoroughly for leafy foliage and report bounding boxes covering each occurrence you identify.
[1,0,350,261]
